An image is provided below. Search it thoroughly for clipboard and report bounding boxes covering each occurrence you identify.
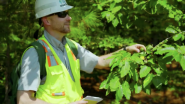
[82,96,103,104]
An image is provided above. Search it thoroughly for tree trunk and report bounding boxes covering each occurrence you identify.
[4,39,11,104]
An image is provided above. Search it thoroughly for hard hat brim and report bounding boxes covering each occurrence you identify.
[35,4,73,19]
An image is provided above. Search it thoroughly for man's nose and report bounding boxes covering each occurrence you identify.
[66,15,72,21]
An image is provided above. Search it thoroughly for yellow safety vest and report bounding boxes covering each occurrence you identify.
[35,35,84,104]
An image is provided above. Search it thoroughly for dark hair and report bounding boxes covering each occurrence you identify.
[34,18,43,39]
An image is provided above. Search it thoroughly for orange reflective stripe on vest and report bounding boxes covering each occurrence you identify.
[41,40,59,66]
[70,50,76,60]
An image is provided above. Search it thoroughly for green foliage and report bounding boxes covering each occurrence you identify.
[98,0,185,101]
[100,31,185,101]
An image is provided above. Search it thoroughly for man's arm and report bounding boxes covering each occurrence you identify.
[17,47,49,104]
[17,91,51,104]
[95,44,146,69]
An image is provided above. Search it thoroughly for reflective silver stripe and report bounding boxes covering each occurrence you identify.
[35,2,57,13]
[53,92,64,96]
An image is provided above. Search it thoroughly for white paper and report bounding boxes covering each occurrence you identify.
[83,96,103,103]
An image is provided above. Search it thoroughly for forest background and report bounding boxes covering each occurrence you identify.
[0,0,185,104]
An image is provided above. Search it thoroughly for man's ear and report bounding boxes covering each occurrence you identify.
[42,17,50,26]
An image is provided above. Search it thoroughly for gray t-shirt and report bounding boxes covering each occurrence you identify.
[18,30,99,91]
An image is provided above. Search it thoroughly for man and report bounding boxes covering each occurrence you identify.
[17,0,146,104]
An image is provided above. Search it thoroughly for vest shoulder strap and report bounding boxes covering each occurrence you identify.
[66,37,78,57]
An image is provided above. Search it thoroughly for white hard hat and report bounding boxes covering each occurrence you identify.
[35,0,73,19]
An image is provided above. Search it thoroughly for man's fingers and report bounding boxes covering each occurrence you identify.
[125,44,146,53]
[136,44,146,51]
[135,48,140,53]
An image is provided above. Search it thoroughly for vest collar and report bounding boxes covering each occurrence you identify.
[44,30,67,51]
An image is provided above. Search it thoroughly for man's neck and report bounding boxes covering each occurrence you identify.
[46,29,66,42]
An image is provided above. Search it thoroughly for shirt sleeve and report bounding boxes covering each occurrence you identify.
[77,43,99,73]
[18,47,40,91]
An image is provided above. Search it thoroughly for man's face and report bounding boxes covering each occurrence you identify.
[48,10,71,34]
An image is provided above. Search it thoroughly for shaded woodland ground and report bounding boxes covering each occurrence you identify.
[81,61,185,104]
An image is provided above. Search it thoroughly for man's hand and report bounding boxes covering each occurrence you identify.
[126,44,146,53]
[69,100,88,104]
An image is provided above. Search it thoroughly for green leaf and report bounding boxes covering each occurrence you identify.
[92,4,97,6]
[101,11,110,18]
[98,4,103,10]
[110,2,116,10]
[106,73,114,83]
[106,12,115,22]
[110,62,119,71]
[131,53,144,65]
[175,15,182,21]
[152,76,165,88]
[133,2,138,9]
[112,6,122,14]
[148,59,155,64]
[115,0,122,3]
[149,0,157,14]
[100,80,108,89]
[180,56,185,71]
[140,66,151,78]
[153,67,162,74]
[112,18,119,27]
[143,84,151,95]
[106,88,111,96]
[157,56,173,70]
[120,61,130,78]
[122,81,131,100]
[181,35,185,41]
[155,46,176,55]
[165,26,177,34]
[110,76,120,91]
[138,1,146,6]
[178,46,185,54]
[134,83,142,94]
[116,85,124,101]
[162,56,174,64]
[143,74,153,88]
[126,22,133,29]
[130,62,139,81]
[129,81,135,91]
[125,74,131,82]
[109,57,117,67]
[158,61,167,70]
[150,0,158,8]
[118,13,123,24]
[141,4,146,10]
[177,0,182,2]
[163,52,174,59]
[169,13,175,18]
[9,34,21,41]
[133,70,139,81]
[173,51,182,62]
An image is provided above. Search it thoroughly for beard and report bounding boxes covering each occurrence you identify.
[52,23,70,33]
[60,24,70,33]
